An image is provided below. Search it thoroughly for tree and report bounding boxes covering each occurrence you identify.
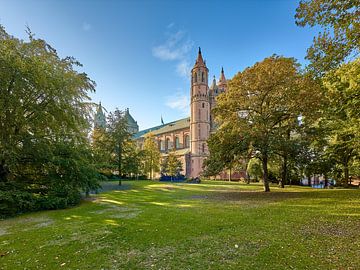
[106,109,132,185]
[161,151,182,181]
[320,59,360,186]
[122,141,142,179]
[91,126,111,174]
[215,56,321,191]
[0,25,99,216]
[295,0,360,74]
[204,124,250,181]
[247,158,263,181]
[143,133,161,180]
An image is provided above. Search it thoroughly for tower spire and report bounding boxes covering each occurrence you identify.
[194,47,206,67]
[219,67,226,83]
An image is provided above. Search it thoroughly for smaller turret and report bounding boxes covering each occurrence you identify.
[217,67,227,92]
[94,102,106,129]
[124,108,139,134]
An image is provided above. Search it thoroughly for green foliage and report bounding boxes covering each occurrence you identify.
[295,0,360,74]
[0,25,100,217]
[143,133,161,180]
[104,109,133,181]
[215,56,321,191]
[247,158,262,181]
[161,151,182,178]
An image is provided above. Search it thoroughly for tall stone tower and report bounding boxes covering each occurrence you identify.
[190,48,210,177]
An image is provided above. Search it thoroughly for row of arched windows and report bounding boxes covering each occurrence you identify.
[193,71,206,83]
[159,135,190,151]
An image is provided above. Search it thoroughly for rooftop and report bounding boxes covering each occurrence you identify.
[134,117,190,139]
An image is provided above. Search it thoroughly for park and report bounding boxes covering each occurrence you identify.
[0,0,359,269]
[1,180,360,269]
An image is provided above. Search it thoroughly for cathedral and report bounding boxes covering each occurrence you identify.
[134,48,227,178]
[94,48,228,178]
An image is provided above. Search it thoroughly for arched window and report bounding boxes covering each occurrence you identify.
[175,137,180,149]
[194,72,197,83]
[160,140,165,151]
[184,135,190,148]
[202,103,205,108]
[166,138,170,150]
[202,143,205,153]
[201,72,204,82]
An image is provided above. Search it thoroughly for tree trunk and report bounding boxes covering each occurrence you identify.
[245,159,250,184]
[150,158,153,180]
[324,174,328,189]
[307,174,312,187]
[262,155,270,192]
[344,164,349,188]
[279,155,287,188]
[118,142,122,186]
[246,172,251,184]
[229,167,232,182]
[0,160,9,182]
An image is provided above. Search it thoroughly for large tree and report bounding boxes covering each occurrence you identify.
[0,25,99,216]
[321,59,360,186]
[106,109,132,185]
[295,0,360,74]
[215,56,321,191]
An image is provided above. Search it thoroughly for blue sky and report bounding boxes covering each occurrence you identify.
[0,0,318,130]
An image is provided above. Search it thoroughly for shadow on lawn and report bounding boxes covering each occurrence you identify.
[208,189,360,203]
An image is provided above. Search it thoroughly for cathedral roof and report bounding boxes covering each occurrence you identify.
[134,117,190,139]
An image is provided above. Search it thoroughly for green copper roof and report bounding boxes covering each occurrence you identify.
[134,117,190,139]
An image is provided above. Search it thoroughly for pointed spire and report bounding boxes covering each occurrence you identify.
[219,67,226,83]
[194,47,206,68]
[210,75,217,90]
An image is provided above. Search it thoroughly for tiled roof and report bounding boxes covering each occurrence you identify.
[134,117,190,139]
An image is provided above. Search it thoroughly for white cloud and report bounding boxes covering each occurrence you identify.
[165,92,190,115]
[82,22,91,32]
[167,22,175,29]
[152,28,194,78]
[176,59,191,78]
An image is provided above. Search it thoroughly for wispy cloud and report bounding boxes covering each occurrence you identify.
[82,22,91,32]
[152,28,194,78]
[176,59,192,78]
[165,91,190,115]
[167,22,175,29]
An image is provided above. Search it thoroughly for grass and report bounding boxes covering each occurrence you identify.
[1,180,359,269]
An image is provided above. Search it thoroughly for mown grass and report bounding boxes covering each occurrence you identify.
[1,181,359,269]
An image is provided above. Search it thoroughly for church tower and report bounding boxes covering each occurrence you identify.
[190,48,210,177]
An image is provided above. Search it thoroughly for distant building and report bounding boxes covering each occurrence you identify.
[94,102,106,129]
[124,108,139,134]
[94,103,138,134]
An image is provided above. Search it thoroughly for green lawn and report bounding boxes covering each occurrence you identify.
[1,181,359,269]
